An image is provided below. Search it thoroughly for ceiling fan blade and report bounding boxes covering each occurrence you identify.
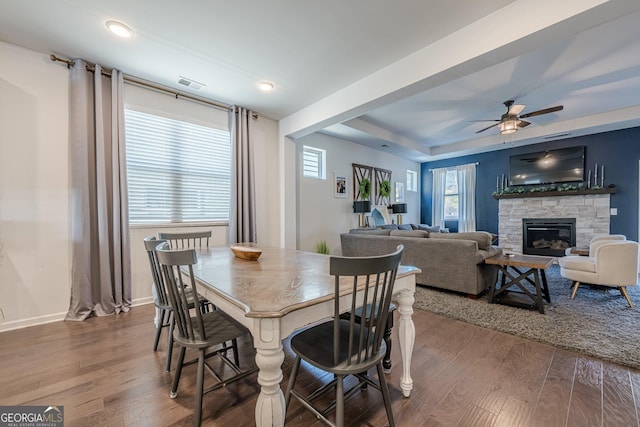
[468,119,501,122]
[519,105,563,119]
[518,120,531,128]
[475,122,501,133]
[508,104,526,115]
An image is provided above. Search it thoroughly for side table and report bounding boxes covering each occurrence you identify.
[485,253,555,314]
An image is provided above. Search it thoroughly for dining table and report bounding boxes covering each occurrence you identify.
[189,244,421,427]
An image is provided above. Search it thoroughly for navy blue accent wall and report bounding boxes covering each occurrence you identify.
[421,126,640,239]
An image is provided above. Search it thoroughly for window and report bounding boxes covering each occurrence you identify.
[444,169,459,219]
[406,170,418,192]
[302,146,326,179]
[125,109,231,225]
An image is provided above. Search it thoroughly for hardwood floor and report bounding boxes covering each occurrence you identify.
[1,303,639,427]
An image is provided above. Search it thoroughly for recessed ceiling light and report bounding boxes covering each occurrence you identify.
[106,20,134,38]
[258,81,274,92]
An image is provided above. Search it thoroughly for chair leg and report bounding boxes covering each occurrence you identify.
[571,281,581,299]
[284,357,301,408]
[231,338,240,368]
[382,313,394,373]
[336,375,344,427]
[619,286,634,308]
[194,348,206,427]
[153,309,166,351]
[171,347,186,399]
[166,312,175,372]
[377,363,396,427]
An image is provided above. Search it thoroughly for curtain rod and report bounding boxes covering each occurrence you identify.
[50,53,238,115]
[428,162,479,172]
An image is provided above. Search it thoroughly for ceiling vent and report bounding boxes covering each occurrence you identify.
[177,76,205,91]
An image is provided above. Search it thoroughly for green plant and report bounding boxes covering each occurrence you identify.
[379,179,391,198]
[315,240,330,255]
[359,178,371,199]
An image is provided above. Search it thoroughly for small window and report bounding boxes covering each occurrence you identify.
[444,169,459,220]
[302,146,326,179]
[406,170,418,192]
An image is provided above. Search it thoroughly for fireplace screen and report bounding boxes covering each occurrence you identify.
[522,218,576,256]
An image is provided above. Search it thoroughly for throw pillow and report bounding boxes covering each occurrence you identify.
[397,224,413,231]
[417,224,441,233]
[380,224,399,230]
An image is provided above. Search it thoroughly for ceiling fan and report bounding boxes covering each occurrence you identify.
[474,100,563,135]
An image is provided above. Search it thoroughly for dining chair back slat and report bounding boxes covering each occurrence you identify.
[158,230,212,249]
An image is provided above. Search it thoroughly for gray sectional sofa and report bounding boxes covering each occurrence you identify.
[340,226,501,297]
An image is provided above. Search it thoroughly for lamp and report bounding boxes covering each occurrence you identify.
[353,201,371,228]
[391,203,407,225]
[500,119,518,135]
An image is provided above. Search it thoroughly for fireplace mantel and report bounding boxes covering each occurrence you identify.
[493,187,615,199]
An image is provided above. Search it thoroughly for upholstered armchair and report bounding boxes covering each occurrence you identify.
[564,234,626,256]
[559,240,639,307]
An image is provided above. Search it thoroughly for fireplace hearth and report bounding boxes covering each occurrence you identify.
[522,218,576,257]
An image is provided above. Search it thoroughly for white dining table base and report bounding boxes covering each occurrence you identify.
[240,287,415,426]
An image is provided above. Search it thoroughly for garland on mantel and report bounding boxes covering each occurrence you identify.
[493,182,592,196]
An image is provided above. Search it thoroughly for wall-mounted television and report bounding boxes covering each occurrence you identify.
[509,146,585,186]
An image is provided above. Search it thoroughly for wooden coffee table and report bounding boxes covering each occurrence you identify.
[485,253,555,314]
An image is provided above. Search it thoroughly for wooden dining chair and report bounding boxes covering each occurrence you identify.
[144,236,213,371]
[156,243,257,427]
[158,230,212,249]
[285,245,404,427]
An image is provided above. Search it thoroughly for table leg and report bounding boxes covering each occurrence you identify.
[396,288,415,397]
[253,319,286,427]
[541,269,551,303]
[533,269,545,314]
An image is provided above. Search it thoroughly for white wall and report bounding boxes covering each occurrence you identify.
[0,41,71,330]
[0,42,281,331]
[296,133,420,254]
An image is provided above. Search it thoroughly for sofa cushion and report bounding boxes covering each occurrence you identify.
[349,228,392,236]
[427,231,493,250]
[558,255,596,273]
[390,229,429,238]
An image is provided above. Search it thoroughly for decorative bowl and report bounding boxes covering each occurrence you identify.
[230,245,262,261]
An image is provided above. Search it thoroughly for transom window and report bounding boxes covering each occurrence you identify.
[302,145,326,180]
[125,109,231,225]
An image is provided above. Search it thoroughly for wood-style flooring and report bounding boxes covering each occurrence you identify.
[1,303,639,427]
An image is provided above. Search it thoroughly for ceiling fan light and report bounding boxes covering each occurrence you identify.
[500,120,518,135]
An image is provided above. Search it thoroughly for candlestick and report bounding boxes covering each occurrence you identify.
[496,176,499,193]
[594,163,598,182]
[587,170,591,188]
[601,165,604,187]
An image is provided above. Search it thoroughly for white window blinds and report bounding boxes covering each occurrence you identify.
[125,109,231,225]
[302,145,326,179]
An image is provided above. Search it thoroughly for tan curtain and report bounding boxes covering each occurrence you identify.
[228,106,256,243]
[66,60,131,320]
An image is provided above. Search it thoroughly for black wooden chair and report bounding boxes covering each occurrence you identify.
[144,236,212,372]
[156,243,257,427]
[285,245,404,427]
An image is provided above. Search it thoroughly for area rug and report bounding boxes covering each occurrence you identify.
[413,264,640,370]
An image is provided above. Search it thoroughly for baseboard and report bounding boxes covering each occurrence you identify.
[0,297,155,333]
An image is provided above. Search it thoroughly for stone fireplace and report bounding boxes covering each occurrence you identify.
[498,193,611,255]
